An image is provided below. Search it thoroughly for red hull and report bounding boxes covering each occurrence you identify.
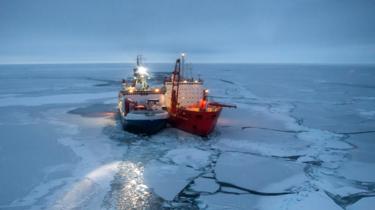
[168,106,222,136]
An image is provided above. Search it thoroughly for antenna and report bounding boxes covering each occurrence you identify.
[181,53,186,79]
[171,58,181,114]
[186,62,193,80]
[136,55,143,66]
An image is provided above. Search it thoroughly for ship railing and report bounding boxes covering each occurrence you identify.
[164,78,203,84]
[119,89,165,95]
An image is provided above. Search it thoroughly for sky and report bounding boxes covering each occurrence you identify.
[0,0,374,64]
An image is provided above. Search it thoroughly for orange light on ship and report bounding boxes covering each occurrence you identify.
[128,87,135,93]
[154,88,160,93]
[199,99,207,110]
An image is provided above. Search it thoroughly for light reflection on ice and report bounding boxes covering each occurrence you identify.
[50,161,121,210]
[86,161,121,184]
[118,162,150,208]
[103,161,154,209]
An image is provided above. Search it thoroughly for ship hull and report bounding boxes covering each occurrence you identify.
[168,108,222,136]
[118,91,168,135]
[122,118,167,134]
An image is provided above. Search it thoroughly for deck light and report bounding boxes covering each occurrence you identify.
[137,66,148,76]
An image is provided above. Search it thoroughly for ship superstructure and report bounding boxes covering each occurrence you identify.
[164,54,235,136]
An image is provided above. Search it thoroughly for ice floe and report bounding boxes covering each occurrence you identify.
[164,147,211,169]
[143,160,199,201]
[256,191,342,210]
[214,131,309,158]
[190,177,219,193]
[215,152,308,193]
[197,193,257,210]
[338,133,375,182]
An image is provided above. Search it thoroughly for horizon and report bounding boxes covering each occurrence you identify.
[1,61,375,66]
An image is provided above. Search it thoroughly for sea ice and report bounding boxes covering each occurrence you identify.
[338,133,375,182]
[1,63,375,209]
[215,152,307,193]
[0,91,117,107]
[197,193,257,210]
[164,147,211,169]
[347,196,375,210]
[190,177,219,193]
[143,160,199,201]
[256,191,342,210]
[214,129,309,158]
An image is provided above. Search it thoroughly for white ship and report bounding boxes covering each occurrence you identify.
[118,56,168,134]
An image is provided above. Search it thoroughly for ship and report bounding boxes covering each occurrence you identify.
[164,54,236,136]
[118,56,168,134]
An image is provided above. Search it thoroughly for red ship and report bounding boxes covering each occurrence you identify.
[164,54,236,136]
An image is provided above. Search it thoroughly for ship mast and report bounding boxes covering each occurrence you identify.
[133,55,149,91]
[181,53,185,78]
[137,55,142,66]
[171,58,181,114]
